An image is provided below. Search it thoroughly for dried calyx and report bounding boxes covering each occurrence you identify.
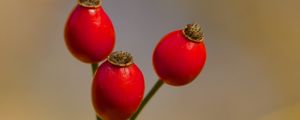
[108,51,134,67]
[78,0,101,8]
[183,23,204,42]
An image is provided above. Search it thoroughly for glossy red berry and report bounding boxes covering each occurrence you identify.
[65,0,115,63]
[153,23,206,86]
[92,51,145,120]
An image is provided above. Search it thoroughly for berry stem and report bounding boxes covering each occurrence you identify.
[91,63,102,120]
[96,116,102,120]
[130,80,164,120]
[78,0,101,8]
[183,23,203,42]
[108,51,133,67]
[91,63,98,75]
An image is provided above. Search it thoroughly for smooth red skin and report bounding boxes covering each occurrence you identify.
[92,61,145,120]
[65,5,115,63]
[153,30,206,86]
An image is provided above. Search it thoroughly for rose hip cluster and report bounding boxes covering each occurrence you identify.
[64,0,206,120]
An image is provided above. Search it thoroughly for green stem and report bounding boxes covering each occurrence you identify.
[91,63,98,75]
[91,63,102,120]
[130,80,164,120]
[96,116,102,120]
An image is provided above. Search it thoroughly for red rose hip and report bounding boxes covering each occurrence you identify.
[92,51,145,120]
[153,23,206,86]
[65,0,115,63]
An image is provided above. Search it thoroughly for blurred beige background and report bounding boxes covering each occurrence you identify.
[0,0,300,120]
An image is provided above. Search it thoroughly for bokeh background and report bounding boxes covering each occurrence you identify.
[1,0,300,120]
